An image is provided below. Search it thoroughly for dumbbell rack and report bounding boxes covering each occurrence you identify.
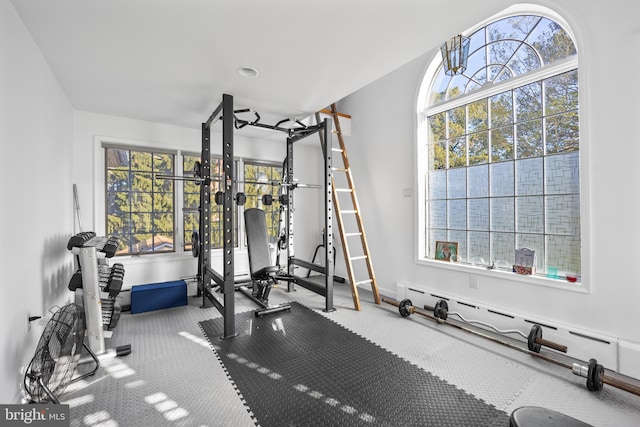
[68,263,125,332]
[67,232,131,357]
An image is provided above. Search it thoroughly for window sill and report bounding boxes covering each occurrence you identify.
[417,258,588,293]
[114,252,195,264]
[114,248,249,264]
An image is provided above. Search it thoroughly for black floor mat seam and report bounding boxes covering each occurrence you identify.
[198,322,260,427]
[295,301,506,411]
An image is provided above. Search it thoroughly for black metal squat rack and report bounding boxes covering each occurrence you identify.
[192,94,335,339]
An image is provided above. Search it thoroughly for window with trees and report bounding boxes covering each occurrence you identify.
[106,147,283,256]
[420,13,580,278]
[106,147,175,255]
[243,160,283,244]
[182,154,232,251]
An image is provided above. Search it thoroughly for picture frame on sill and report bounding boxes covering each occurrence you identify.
[513,247,536,275]
[435,241,458,262]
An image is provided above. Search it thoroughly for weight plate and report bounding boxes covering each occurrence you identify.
[593,363,604,391]
[399,299,412,318]
[586,358,596,391]
[528,324,542,353]
[434,300,448,320]
[587,358,604,392]
[191,231,200,258]
[215,191,225,205]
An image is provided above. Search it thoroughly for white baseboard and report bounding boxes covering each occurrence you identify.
[619,340,640,380]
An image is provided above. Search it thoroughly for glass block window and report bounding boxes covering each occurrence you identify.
[106,147,175,255]
[422,14,580,277]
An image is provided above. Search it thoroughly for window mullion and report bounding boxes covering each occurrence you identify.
[424,56,578,117]
[175,151,184,256]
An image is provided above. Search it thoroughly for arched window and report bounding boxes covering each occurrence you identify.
[418,9,580,279]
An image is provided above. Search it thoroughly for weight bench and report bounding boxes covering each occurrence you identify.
[239,208,291,317]
[510,406,594,427]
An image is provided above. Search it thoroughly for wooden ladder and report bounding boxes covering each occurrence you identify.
[320,104,380,310]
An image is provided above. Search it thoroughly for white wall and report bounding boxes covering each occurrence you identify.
[0,0,75,403]
[6,0,638,404]
[338,0,640,376]
[1,0,324,399]
[73,111,324,299]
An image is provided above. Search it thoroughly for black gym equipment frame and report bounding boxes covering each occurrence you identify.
[197,94,235,339]
[196,94,335,339]
[283,117,335,312]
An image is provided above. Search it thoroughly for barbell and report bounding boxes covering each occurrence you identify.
[384,297,640,397]
[404,298,567,354]
[190,162,320,189]
[158,162,319,190]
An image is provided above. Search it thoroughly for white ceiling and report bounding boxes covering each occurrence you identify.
[11,0,512,130]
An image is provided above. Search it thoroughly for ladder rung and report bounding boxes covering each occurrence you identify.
[335,188,352,192]
[350,255,368,261]
[340,210,357,214]
[344,232,362,237]
[331,148,343,152]
[332,168,347,172]
[355,279,373,286]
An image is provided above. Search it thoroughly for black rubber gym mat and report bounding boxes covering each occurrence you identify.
[199,302,509,427]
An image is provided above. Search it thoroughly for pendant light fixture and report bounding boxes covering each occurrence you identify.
[440,34,470,76]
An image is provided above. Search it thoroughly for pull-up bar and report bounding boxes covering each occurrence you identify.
[204,100,225,130]
[232,107,326,141]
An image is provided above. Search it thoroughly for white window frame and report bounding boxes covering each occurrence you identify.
[414,4,590,292]
[96,136,285,263]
